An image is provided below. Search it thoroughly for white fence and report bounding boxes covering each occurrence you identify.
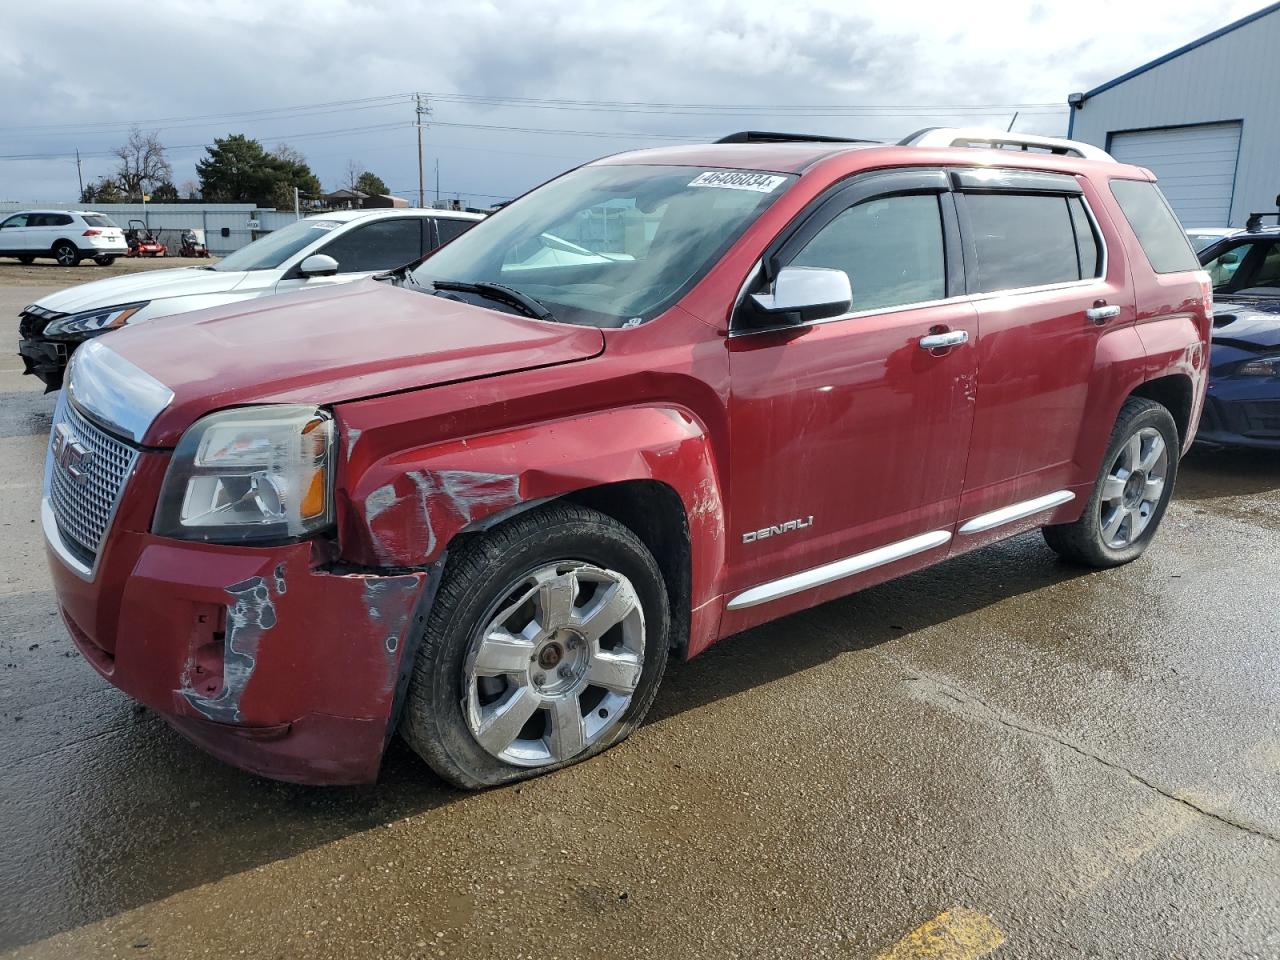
[0,202,302,255]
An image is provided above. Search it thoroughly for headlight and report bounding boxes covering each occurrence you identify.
[44,301,149,337]
[1237,356,1280,377]
[154,405,335,543]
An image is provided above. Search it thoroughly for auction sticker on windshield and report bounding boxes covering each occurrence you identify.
[688,171,788,193]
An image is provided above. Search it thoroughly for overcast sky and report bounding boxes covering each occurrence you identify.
[1,0,1269,206]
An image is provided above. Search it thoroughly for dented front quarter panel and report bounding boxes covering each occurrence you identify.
[335,307,732,655]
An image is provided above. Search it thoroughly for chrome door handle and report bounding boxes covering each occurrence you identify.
[1086,304,1121,324]
[918,330,969,350]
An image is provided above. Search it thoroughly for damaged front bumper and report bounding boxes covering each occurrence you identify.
[18,338,68,391]
[47,526,431,785]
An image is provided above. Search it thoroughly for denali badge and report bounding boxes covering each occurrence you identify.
[742,516,813,544]
[52,423,93,484]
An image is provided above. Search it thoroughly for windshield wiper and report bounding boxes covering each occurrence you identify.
[429,280,556,322]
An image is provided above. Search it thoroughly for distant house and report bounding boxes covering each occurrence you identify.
[321,188,368,210]
[363,194,409,209]
[320,190,410,210]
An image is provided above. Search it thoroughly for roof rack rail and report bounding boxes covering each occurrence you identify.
[899,127,1114,162]
[715,131,877,145]
[1245,211,1280,231]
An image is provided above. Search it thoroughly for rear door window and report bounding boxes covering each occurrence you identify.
[789,193,947,311]
[963,193,1085,293]
[317,218,423,273]
[434,217,475,247]
[1109,179,1200,274]
[50,214,74,227]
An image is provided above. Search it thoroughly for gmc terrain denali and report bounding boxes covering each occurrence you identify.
[43,129,1210,787]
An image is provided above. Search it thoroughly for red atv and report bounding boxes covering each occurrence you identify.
[124,219,167,258]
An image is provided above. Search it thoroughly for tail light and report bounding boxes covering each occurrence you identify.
[82,229,101,237]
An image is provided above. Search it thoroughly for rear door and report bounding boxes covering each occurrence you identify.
[952,169,1130,535]
[724,169,977,623]
[431,216,477,252]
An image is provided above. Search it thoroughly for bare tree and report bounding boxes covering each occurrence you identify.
[113,128,173,200]
[180,179,201,200]
[344,159,362,195]
[272,143,307,167]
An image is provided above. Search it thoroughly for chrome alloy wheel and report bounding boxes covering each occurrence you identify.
[1099,426,1169,548]
[462,562,645,768]
[55,244,77,266]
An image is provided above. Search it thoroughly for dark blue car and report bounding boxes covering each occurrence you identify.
[1197,224,1280,448]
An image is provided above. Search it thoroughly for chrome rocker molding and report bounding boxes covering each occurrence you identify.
[726,530,952,611]
[958,490,1075,535]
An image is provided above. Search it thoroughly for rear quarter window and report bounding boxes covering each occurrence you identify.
[1109,179,1200,274]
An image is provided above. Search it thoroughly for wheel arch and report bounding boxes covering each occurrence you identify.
[339,404,728,657]
[1128,373,1194,447]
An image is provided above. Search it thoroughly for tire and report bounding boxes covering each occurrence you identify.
[53,242,81,267]
[401,503,670,789]
[1043,396,1179,568]
[93,255,116,266]
[17,255,34,265]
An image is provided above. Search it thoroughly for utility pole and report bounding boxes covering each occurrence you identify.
[434,159,439,205]
[75,149,83,198]
[415,93,431,208]
[294,186,301,220]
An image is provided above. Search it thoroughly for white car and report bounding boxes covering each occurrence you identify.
[0,210,129,266]
[18,208,483,388]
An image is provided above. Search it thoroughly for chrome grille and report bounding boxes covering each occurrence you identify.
[47,395,138,557]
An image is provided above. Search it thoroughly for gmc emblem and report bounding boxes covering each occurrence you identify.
[52,423,93,484]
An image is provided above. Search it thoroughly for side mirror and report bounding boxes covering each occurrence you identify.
[750,266,852,324]
[299,254,339,277]
[1220,252,1239,265]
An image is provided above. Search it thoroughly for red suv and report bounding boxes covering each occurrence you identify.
[42,129,1211,787]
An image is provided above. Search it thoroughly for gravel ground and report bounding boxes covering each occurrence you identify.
[1,281,1277,960]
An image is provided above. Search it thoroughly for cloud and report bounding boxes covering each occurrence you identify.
[0,0,1267,204]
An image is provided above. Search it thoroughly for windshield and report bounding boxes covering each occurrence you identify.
[1188,232,1228,253]
[212,218,342,272]
[410,165,795,326]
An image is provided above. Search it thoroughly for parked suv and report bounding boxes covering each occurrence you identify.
[42,130,1210,787]
[0,210,128,266]
[18,207,483,390]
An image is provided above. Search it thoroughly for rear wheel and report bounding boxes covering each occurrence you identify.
[93,255,115,266]
[17,255,34,265]
[401,503,670,789]
[1043,397,1179,567]
[53,242,81,267]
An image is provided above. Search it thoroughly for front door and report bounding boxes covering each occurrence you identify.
[0,213,32,254]
[724,170,977,624]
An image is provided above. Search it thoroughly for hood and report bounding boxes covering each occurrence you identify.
[102,279,605,447]
[32,266,252,314]
[1210,297,1280,351]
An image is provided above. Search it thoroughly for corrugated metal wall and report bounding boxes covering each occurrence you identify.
[1069,5,1280,228]
[0,203,304,255]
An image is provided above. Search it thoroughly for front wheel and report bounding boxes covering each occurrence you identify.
[53,242,81,267]
[1043,397,1179,567]
[401,503,670,789]
[93,255,116,266]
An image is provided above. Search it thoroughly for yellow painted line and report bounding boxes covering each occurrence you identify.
[876,907,1006,960]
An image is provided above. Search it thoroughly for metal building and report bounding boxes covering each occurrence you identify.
[1068,2,1280,228]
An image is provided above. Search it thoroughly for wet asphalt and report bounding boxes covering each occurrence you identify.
[0,277,1278,959]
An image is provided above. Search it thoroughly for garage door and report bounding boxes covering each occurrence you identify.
[1109,122,1242,227]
